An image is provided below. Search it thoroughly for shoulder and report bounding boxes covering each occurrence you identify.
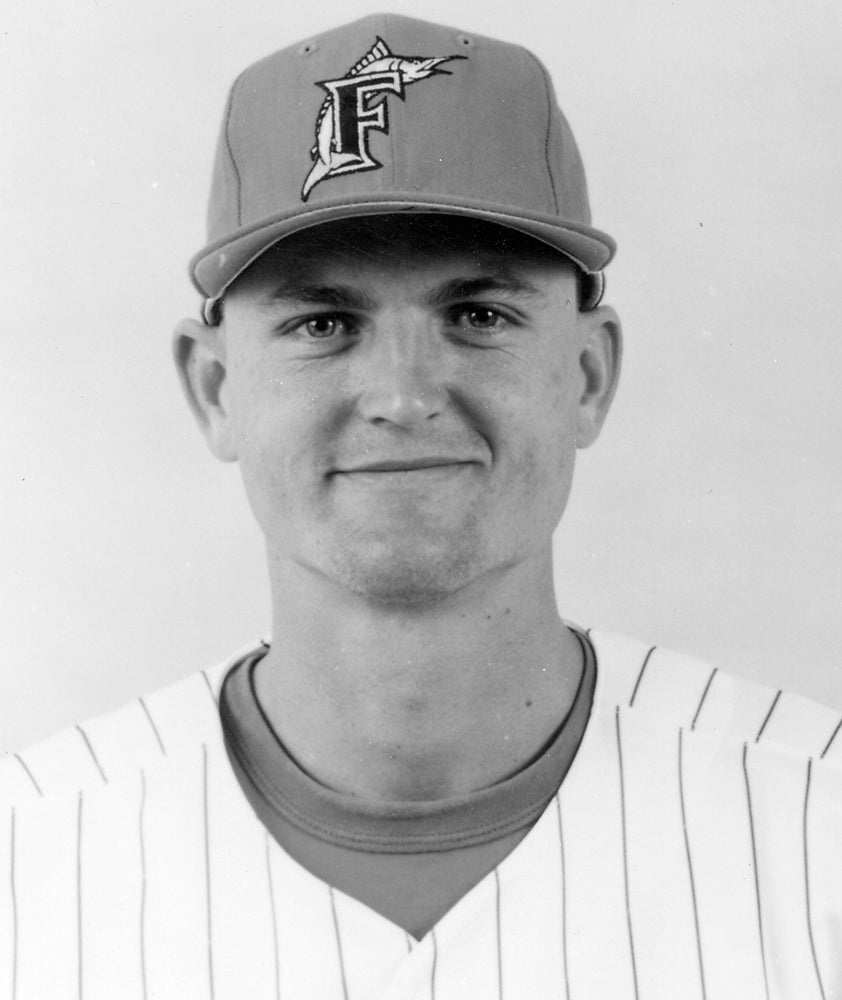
[586,628,842,762]
[0,642,263,808]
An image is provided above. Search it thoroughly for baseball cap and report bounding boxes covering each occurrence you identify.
[190,13,616,321]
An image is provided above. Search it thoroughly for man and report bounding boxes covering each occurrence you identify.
[1,14,840,999]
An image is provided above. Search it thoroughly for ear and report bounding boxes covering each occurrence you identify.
[172,317,238,462]
[575,305,622,448]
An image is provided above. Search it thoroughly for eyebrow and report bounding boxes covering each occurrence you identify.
[259,272,546,311]
[425,275,546,306]
[263,282,377,310]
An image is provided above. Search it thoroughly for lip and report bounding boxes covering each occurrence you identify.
[335,457,478,474]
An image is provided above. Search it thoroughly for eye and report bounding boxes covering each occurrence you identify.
[444,302,523,345]
[299,314,353,339]
[450,305,509,333]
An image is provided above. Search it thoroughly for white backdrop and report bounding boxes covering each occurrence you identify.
[2,0,841,751]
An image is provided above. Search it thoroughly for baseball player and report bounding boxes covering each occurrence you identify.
[2,14,841,1000]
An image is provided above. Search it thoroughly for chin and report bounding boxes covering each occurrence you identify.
[322,539,486,608]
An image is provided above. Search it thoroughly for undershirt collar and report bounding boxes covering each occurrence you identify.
[220,625,596,854]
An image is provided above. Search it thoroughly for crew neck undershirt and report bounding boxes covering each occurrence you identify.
[220,626,596,939]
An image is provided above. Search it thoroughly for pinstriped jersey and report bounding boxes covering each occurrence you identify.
[1,630,841,999]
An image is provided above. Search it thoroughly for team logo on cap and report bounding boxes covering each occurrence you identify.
[301,37,465,201]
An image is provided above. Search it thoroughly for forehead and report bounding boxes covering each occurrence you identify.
[228,215,577,299]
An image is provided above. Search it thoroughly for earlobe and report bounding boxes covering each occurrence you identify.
[575,305,622,449]
[172,317,238,462]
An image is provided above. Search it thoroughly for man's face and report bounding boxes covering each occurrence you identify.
[195,218,616,604]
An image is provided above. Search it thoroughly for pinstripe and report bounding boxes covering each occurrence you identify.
[430,927,438,1000]
[13,754,42,797]
[803,759,828,1000]
[139,772,148,1000]
[138,698,166,755]
[201,671,219,707]
[264,833,281,1000]
[329,887,349,1000]
[75,725,108,784]
[615,708,639,1000]
[755,691,781,743]
[820,716,842,759]
[203,745,216,1000]
[555,796,571,1000]
[742,744,770,1000]
[678,729,707,999]
[494,868,503,1000]
[9,809,17,1000]
[691,668,718,731]
[77,793,83,1000]
[629,647,656,708]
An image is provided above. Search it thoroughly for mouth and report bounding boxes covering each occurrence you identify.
[330,458,481,489]
[338,458,475,474]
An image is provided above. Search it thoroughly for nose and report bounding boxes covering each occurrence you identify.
[355,311,447,426]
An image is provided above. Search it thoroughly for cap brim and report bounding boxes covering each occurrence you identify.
[190,193,616,306]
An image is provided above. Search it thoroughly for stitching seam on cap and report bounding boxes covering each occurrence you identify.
[384,13,397,190]
[524,50,559,215]
[224,72,247,228]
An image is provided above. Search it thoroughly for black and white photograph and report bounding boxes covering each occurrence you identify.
[2,1,841,996]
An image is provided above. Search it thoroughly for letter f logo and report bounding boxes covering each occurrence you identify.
[301,37,465,201]
[321,70,403,172]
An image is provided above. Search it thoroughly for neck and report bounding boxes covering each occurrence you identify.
[254,554,583,801]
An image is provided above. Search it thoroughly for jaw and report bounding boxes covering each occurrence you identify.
[300,515,494,608]
[257,447,574,610]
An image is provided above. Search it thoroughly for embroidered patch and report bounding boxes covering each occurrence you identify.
[301,37,465,201]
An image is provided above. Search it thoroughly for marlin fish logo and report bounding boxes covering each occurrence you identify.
[301,37,465,201]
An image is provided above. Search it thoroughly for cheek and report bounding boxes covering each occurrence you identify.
[227,362,327,526]
[497,349,578,453]
[234,412,292,534]
[492,356,580,519]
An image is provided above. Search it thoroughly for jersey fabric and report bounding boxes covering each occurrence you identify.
[1,630,841,999]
